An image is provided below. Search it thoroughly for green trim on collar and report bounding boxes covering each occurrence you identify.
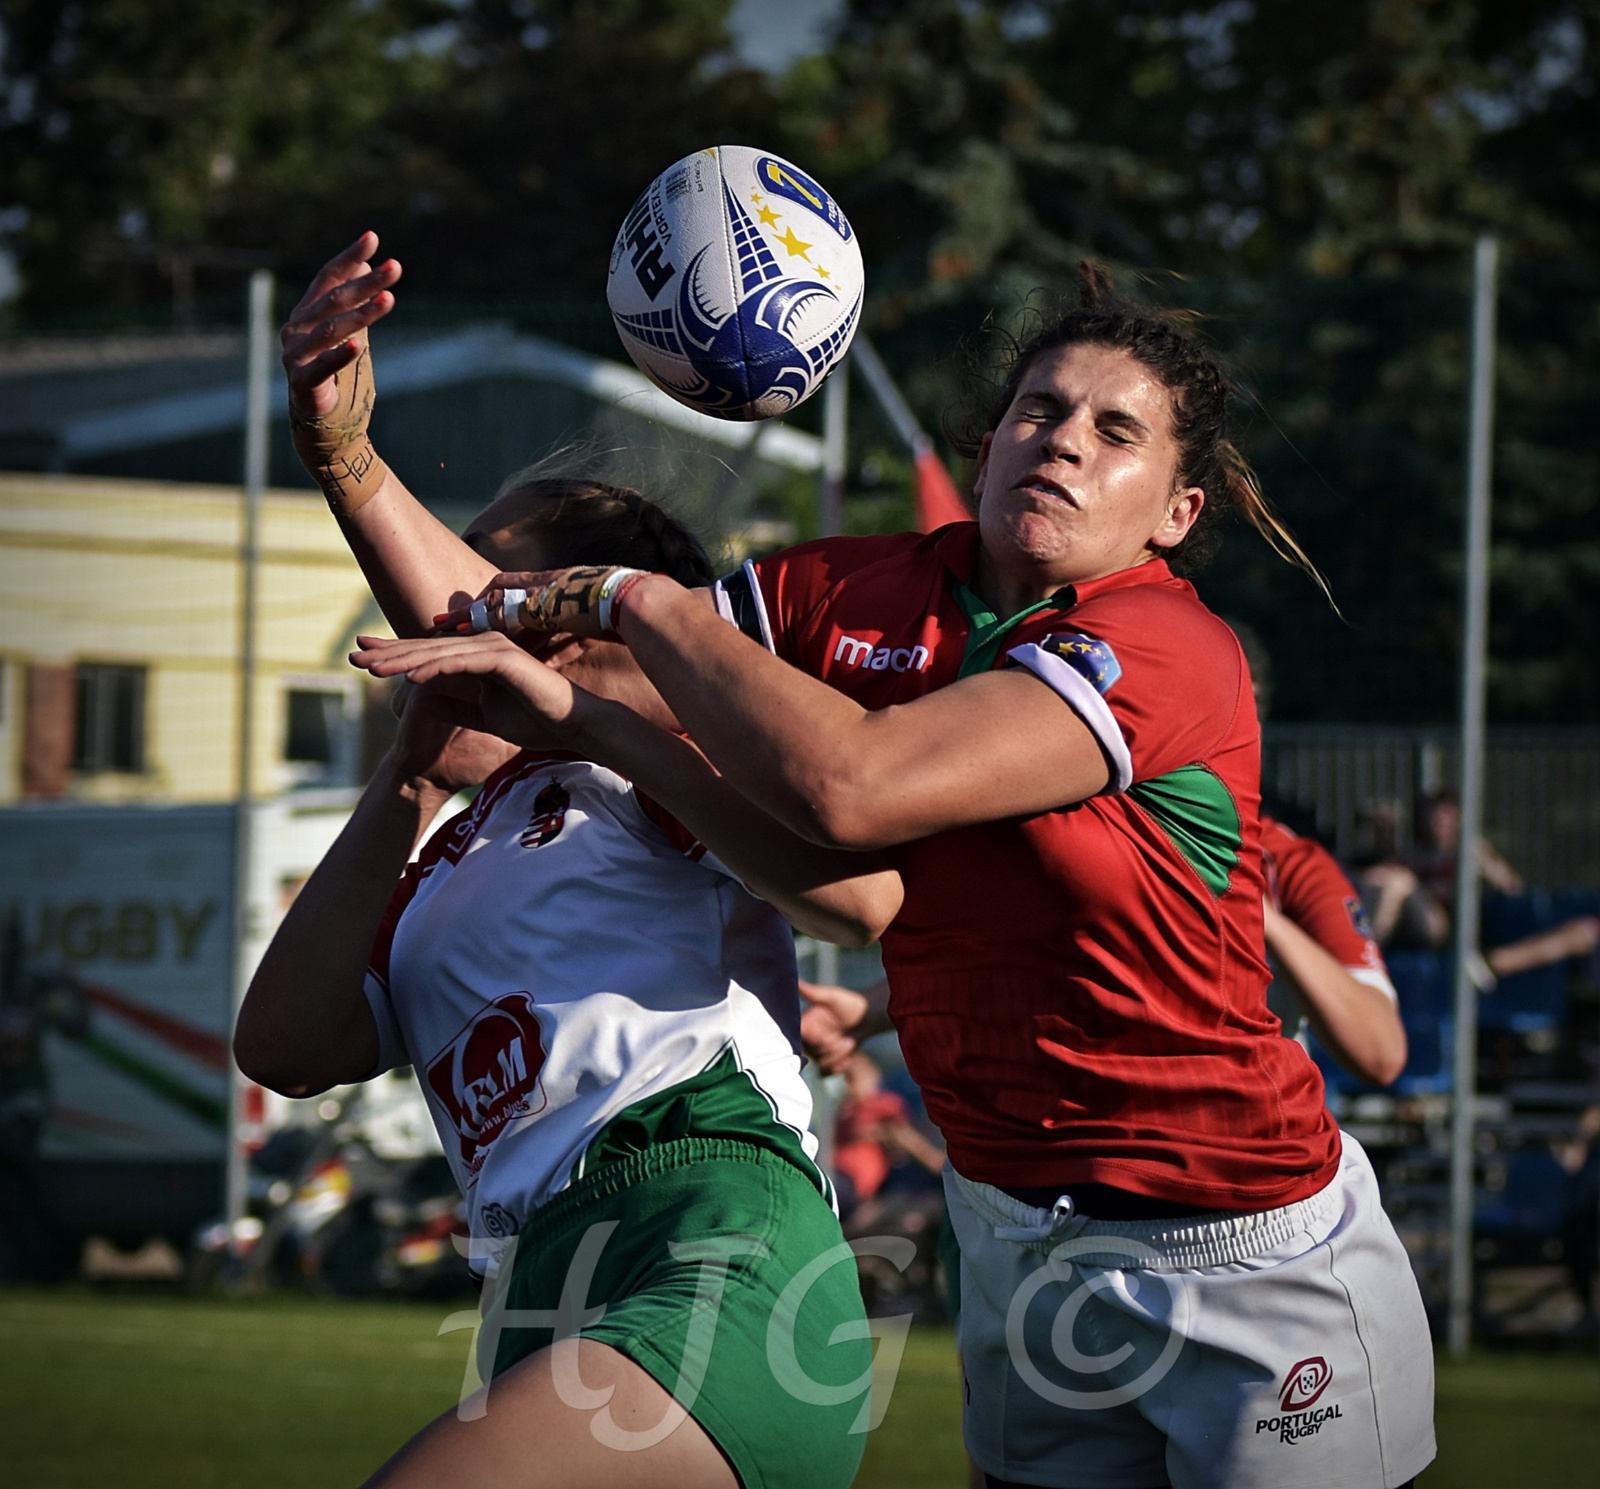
[1126,764,1242,898]
[950,579,1064,680]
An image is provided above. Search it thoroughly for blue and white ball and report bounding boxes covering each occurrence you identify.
[606,145,864,421]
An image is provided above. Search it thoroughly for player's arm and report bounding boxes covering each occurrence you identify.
[620,576,1112,848]
[1262,904,1407,1087]
[1485,915,1600,978]
[799,978,892,1074]
[233,698,488,1096]
[233,767,432,1096]
[881,1115,946,1176]
[280,234,500,635]
[351,633,904,946]
[446,572,1109,849]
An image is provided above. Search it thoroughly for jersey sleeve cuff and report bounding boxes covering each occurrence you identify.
[360,970,409,1079]
[1348,966,1399,1004]
[1006,640,1134,794]
[712,560,777,654]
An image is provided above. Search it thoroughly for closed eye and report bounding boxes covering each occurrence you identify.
[1097,413,1151,444]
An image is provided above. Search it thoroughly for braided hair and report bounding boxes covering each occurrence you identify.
[950,263,1327,596]
[466,478,715,588]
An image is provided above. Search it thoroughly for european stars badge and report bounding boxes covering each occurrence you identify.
[1040,633,1123,696]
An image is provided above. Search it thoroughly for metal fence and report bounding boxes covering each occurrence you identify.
[1262,726,1600,888]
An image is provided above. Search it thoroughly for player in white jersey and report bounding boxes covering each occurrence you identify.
[237,351,905,1483]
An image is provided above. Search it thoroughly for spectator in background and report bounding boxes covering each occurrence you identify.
[1559,1103,1600,1327]
[1231,622,1407,1087]
[1411,791,1523,900]
[831,1051,945,1223]
[1411,791,1600,980]
[1351,787,1600,982]
[1349,802,1451,950]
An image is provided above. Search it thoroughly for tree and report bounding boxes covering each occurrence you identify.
[0,0,445,318]
[779,0,1600,723]
[367,0,776,298]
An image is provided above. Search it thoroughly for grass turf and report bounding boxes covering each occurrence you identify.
[0,1289,1594,1486]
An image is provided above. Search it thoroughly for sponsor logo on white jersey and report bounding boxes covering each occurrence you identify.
[832,633,931,673]
[425,992,549,1177]
[520,779,571,849]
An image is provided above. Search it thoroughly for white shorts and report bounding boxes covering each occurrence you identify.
[945,1134,1436,1489]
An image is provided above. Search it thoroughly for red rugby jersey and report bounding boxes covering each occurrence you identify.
[1261,815,1396,998]
[722,523,1340,1210]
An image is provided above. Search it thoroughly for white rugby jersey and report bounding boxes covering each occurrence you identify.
[363,751,816,1239]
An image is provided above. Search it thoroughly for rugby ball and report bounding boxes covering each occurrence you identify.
[606,145,864,421]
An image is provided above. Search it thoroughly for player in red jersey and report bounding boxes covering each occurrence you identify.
[1260,814,1409,1087]
[800,814,1409,1090]
[300,238,1433,1489]
[1228,624,1408,1088]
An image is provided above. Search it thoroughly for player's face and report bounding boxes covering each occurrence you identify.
[972,343,1204,600]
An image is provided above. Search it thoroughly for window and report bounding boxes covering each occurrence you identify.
[73,663,146,774]
[284,689,343,765]
[282,684,358,787]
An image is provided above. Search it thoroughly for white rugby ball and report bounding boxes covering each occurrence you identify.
[606,145,864,421]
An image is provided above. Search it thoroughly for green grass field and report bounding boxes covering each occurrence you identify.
[0,1289,1594,1487]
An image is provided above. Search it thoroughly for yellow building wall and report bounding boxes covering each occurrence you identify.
[0,473,391,804]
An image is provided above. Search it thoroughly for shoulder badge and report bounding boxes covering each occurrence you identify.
[1344,895,1375,941]
[1038,633,1123,696]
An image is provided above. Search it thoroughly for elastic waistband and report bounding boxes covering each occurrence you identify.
[523,1136,803,1247]
[949,1161,1342,1269]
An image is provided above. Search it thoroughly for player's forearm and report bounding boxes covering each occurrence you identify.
[331,465,500,638]
[886,1118,946,1175]
[617,577,1107,848]
[1263,907,1407,1087]
[853,978,894,1039]
[571,693,903,945]
[234,761,446,1095]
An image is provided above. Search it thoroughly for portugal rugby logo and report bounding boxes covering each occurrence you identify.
[1279,1357,1333,1412]
[1256,1355,1342,1445]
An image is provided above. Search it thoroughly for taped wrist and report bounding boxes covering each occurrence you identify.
[509,567,650,637]
[289,337,389,516]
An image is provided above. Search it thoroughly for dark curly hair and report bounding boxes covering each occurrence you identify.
[949,263,1327,595]
[464,477,715,589]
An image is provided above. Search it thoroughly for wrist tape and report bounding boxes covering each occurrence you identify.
[501,566,649,637]
[289,337,388,516]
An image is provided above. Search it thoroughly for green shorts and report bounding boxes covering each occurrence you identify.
[489,1136,872,1489]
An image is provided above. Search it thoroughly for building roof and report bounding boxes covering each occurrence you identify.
[0,324,822,475]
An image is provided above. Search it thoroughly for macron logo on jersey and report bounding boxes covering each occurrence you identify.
[833,633,932,674]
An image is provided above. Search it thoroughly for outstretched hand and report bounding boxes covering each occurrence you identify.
[282,233,400,418]
[799,980,871,1076]
[281,233,401,513]
[352,632,586,752]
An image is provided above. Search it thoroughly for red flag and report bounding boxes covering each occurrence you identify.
[914,446,971,532]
